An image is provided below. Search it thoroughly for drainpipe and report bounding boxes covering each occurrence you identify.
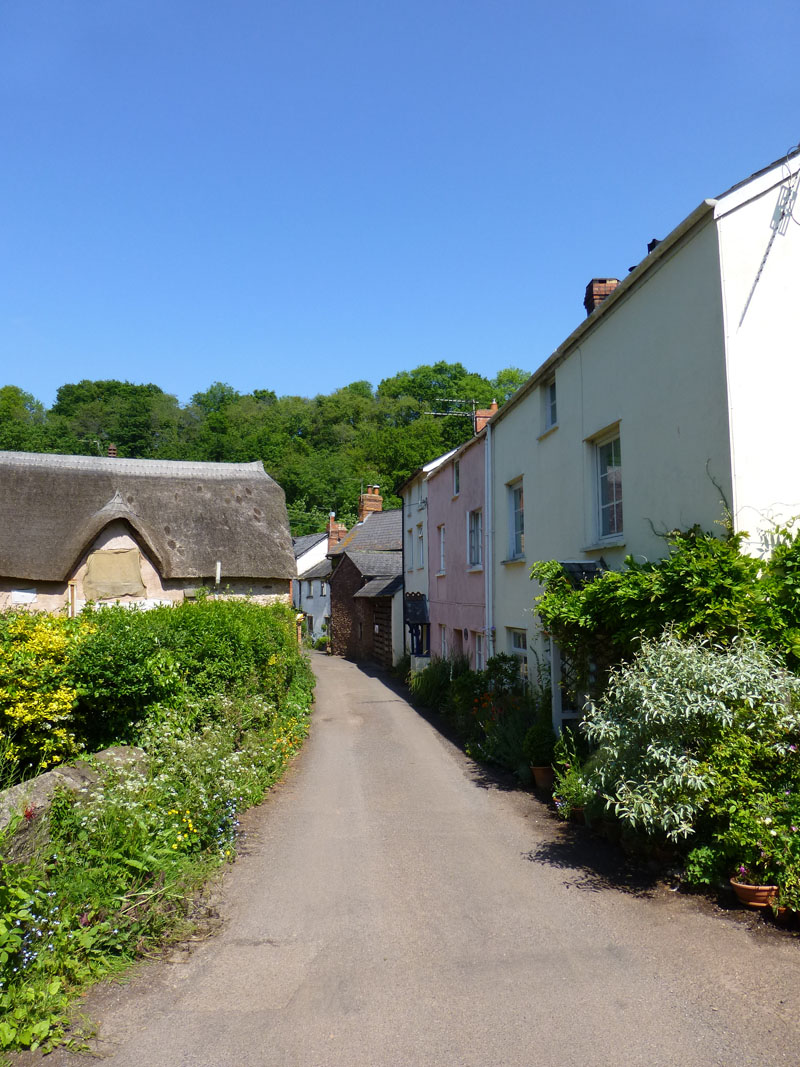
[401,492,408,656]
[484,423,494,658]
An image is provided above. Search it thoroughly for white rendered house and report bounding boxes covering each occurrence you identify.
[484,148,800,716]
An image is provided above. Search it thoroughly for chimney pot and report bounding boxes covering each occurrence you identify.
[327,510,348,551]
[107,443,118,458]
[358,485,383,523]
[584,278,620,317]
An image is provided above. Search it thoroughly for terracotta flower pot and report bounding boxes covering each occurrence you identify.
[729,878,778,909]
[531,765,554,791]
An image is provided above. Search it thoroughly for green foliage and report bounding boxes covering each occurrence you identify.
[0,605,315,1053]
[70,600,304,750]
[584,633,800,841]
[0,365,529,537]
[551,730,597,820]
[0,613,83,780]
[522,721,557,766]
[532,527,766,694]
[410,653,548,779]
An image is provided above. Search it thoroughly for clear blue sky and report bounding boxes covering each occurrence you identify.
[1,0,796,409]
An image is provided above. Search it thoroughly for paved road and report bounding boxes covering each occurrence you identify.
[24,653,800,1066]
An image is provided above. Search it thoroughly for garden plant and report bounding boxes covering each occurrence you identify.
[0,598,314,1054]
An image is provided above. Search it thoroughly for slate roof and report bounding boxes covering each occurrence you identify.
[301,558,333,580]
[0,451,296,583]
[329,508,402,554]
[292,531,327,558]
[344,550,402,579]
[354,574,403,598]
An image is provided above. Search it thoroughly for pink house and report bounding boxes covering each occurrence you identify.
[426,430,487,670]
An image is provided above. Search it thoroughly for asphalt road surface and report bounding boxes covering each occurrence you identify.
[21,652,800,1067]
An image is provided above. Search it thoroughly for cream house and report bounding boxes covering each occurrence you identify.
[0,451,296,613]
[485,149,800,704]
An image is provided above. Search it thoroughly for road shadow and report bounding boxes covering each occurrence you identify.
[348,658,666,897]
[351,660,523,791]
[524,822,664,898]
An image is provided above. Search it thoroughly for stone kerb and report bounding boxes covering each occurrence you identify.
[0,746,148,862]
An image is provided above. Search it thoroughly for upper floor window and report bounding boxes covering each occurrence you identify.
[544,376,557,429]
[437,524,446,573]
[407,528,414,570]
[417,523,424,569]
[468,508,483,568]
[597,434,622,538]
[453,460,460,496]
[508,480,524,559]
[320,582,328,597]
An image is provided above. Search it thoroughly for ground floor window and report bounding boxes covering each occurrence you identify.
[508,628,528,682]
[474,631,484,671]
[440,624,447,658]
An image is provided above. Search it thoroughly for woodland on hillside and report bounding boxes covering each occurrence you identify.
[0,363,529,534]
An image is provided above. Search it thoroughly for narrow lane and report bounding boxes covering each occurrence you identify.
[28,653,800,1066]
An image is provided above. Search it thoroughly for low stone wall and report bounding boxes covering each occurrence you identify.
[0,746,147,862]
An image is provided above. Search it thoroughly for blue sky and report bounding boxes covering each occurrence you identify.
[1,0,796,408]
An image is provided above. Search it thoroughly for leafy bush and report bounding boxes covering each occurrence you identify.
[0,607,315,1054]
[522,721,556,766]
[584,633,800,841]
[69,599,304,749]
[0,613,84,779]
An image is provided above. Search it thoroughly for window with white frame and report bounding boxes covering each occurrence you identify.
[508,480,524,559]
[468,508,483,567]
[474,631,484,671]
[321,582,327,596]
[417,523,424,569]
[407,528,414,570]
[453,460,460,496]
[508,628,528,681]
[440,624,447,658]
[597,433,623,538]
[543,376,557,429]
[438,524,446,573]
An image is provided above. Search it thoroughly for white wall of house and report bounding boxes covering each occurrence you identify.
[716,153,800,552]
[295,537,329,580]
[490,208,733,657]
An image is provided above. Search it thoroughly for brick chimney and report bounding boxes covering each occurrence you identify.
[474,400,499,434]
[357,485,383,523]
[107,443,118,457]
[327,511,348,552]
[583,278,620,317]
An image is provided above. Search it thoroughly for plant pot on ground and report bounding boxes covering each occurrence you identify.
[523,721,557,791]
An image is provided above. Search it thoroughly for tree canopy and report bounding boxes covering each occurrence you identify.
[0,362,529,535]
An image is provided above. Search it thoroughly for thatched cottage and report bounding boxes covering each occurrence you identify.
[0,451,296,613]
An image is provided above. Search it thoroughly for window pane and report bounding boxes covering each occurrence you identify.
[598,437,622,537]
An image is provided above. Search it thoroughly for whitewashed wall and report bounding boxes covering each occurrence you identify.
[716,153,800,553]
[490,212,732,655]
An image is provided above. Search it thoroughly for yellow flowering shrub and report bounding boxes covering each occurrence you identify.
[0,612,85,775]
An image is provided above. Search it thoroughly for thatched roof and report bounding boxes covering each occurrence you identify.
[0,451,296,583]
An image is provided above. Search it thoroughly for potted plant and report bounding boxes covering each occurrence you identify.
[523,720,557,790]
[552,732,595,821]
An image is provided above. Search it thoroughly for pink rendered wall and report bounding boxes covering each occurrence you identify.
[427,434,486,667]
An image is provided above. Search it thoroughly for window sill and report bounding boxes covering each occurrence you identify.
[467,565,484,573]
[435,570,446,577]
[582,538,625,552]
[500,556,527,566]
[537,424,558,442]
